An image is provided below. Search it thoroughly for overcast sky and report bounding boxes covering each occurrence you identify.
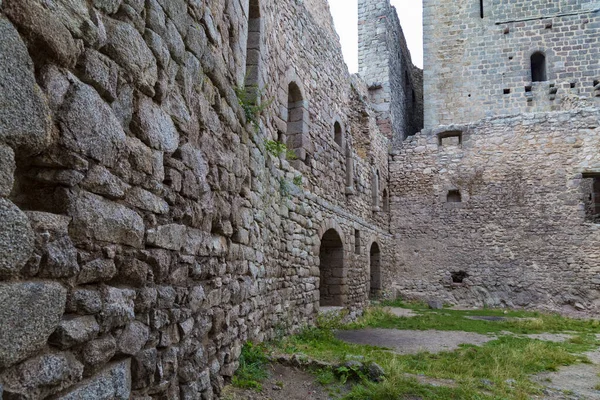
[328,0,423,73]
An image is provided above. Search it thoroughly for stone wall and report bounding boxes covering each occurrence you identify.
[0,0,394,398]
[389,110,600,312]
[423,0,600,128]
[358,0,423,144]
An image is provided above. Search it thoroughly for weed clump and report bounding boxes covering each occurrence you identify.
[232,342,269,390]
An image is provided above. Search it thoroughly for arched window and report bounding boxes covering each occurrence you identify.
[245,0,261,97]
[531,52,547,82]
[334,121,343,147]
[286,81,309,161]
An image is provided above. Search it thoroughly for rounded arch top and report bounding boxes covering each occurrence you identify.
[317,218,345,244]
[282,69,308,102]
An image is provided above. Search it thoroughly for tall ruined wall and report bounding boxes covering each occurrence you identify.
[0,0,394,398]
[423,0,600,128]
[389,110,600,312]
[358,0,423,143]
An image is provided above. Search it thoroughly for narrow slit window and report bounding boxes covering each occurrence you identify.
[334,121,343,147]
[354,230,361,254]
[286,81,308,162]
[382,189,389,212]
[479,0,484,18]
[245,0,262,98]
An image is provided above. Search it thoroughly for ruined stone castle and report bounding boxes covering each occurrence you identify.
[0,0,598,397]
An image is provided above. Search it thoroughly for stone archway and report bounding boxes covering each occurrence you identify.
[369,242,382,299]
[319,228,346,306]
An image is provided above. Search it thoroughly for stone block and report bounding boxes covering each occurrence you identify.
[81,165,130,200]
[78,48,119,101]
[0,16,51,155]
[100,286,136,329]
[93,0,123,14]
[50,316,100,349]
[116,321,149,355]
[3,0,82,68]
[69,191,144,248]
[56,359,131,399]
[1,351,84,399]
[0,281,67,368]
[0,199,34,278]
[59,82,126,168]
[146,224,187,251]
[132,96,179,153]
[132,348,157,389]
[40,236,80,278]
[0,145,15,197]
[78,258,117,284]
[83,335,117,368]
[104,17,157,95]
[126,187,169,214]
[66,288,103,314]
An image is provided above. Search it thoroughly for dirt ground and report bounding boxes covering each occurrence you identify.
[222,363,347,400]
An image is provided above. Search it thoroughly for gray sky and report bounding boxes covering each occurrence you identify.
[328,0,423,72]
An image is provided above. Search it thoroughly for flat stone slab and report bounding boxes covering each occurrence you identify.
[385,307,418,318]
[335,329,494,355]
[525,333,573,343]
[464,316,508,321]
[534,349,600,399]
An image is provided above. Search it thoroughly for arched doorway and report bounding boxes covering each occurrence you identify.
[319,229,345,306]
[369,242,381,299]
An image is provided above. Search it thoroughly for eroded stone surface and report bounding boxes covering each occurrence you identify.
[1,351,84,399]
[59,82,126,168]
[0,199,34,277]
[103,17,157,94]
[56,359,131,399]
[131,96,179,153]
[69,191,144,248]
[0,281,67,368]
[0,16,50,154]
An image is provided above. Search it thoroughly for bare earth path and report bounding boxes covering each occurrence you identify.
[223,363,345,400]
[335,328,494,354]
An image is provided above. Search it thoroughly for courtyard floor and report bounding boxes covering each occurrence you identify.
[224,302,600,400]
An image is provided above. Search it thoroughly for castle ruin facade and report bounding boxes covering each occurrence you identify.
[0,0,597,398]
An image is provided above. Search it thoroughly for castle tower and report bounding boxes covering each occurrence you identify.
[423,0,600,128]
[358,0,423,143]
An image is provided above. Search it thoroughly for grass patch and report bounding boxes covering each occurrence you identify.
[232,342,269,390]
[271,305,600,399]
[355,301,600,335]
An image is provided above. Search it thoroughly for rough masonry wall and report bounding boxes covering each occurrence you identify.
[0,0,393,398]
[389,110,600,312]
[358,0,423,143]
[423,0,600,128]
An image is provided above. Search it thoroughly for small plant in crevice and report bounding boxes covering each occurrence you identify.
[264,140,297,160]
[234,83,272,131]
[279,178,291,198]
[232,342,269,390]
[293,175,303,187]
